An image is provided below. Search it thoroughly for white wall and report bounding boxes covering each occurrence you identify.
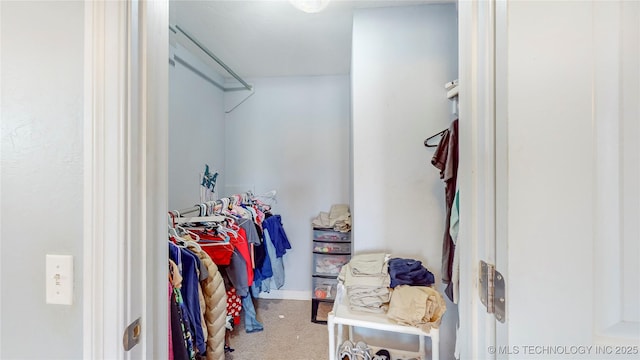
[169,44,226,210]
[224,75,351,298]
[0,1,84,358]
[351,4,458,358]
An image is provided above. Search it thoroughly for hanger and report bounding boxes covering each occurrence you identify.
[168,224,181,240]
[216,221,238,238]
[424,129,447,148]
[176,225,201,242]
[252,190,277,206]
[183,237,203,252]
[175,214,226,225]
[198,233,231,246]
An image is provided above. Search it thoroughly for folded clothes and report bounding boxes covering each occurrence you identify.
[350,253,389,277]
[337,254,393,314]
[349,294,390,308]
[347,285,391,309]
[312,204,352,232]
[349,303,388,314]
[339,263,390,288]
[346,285,390,297]
[387,285,446,332]
[388,258,435,288]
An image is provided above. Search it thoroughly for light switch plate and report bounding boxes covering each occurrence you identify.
[46,254,73,305]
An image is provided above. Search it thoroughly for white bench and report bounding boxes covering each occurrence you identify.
[327,284,440,360]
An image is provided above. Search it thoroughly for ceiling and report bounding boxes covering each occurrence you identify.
[171,0,453,80]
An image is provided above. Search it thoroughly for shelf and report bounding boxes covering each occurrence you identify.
[314,253,350,277]
[312,228,351,242]
[327,284,439,360]
[369,345,425,360]
[313,251,351,255]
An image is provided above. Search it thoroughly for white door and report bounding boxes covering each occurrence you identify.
[500,1,639,357]
[84,0,168,358]
[460,1,640,359]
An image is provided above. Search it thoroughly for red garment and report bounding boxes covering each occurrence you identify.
[232,227,254,286]
[191,231,235,266]
[226,288,242,326]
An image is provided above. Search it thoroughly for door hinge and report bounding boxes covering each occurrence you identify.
[123,317,141,351]
[479,260,505,323]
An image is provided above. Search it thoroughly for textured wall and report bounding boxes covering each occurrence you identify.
[1,1,84,358]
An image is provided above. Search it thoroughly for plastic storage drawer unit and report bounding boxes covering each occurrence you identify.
[314,253,350,276]
[312,229,350,242]
[312,276,338,300]
[313,241,351,254]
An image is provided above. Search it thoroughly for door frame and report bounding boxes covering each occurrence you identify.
[457,0,504,358]
[82,0,503,357]
[83,0,169,358]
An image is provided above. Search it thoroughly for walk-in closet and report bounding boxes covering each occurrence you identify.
[168,1,459,359]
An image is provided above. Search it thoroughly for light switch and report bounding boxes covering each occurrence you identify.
[46,254,73,305]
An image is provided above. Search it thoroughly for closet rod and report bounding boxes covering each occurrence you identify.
[172,24,253,91]
[172,199,225,218]
[171,191,256,218]
[173,206,203,217]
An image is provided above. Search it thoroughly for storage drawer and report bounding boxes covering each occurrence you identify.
[312,229,351,242]
[313,241,351,254]
[312,276,338,300]
[314,253,350,276]
[311,298,334,324]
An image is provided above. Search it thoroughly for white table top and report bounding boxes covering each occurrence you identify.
[330,284,438,337]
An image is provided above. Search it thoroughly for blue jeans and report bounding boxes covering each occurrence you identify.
[264,228,285,289]
[388,258,435,288]
[242,293,264,333]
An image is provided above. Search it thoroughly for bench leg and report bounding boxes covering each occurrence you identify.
[328,313,336,360]
[431,329,439,360]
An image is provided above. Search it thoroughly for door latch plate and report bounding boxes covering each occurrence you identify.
[123,317,141,351]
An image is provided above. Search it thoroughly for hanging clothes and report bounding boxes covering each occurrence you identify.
[169,259,196,360]
[431,119,459,302]
[262,214,292,257]
[169,242,207,357]
[169,191,292,346]
[187,244,227,360]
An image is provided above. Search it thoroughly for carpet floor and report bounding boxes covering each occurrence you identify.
[225,298,330,360]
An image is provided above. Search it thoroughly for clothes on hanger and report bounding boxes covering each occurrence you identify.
[431,119,459,302]
[170,242,207,358]
[169,191,292,352]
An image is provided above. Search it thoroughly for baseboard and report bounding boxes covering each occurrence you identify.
[257,289,311,301]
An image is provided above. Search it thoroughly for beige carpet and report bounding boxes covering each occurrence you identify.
[225,298,330,360]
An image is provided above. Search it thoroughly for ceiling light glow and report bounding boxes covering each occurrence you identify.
[289,0,330,13]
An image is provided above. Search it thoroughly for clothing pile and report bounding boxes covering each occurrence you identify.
[338,253,446,333]
[312,204,352,232]
[386,258,444,332]
[387,285,446,332]
[338,253,392,313]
